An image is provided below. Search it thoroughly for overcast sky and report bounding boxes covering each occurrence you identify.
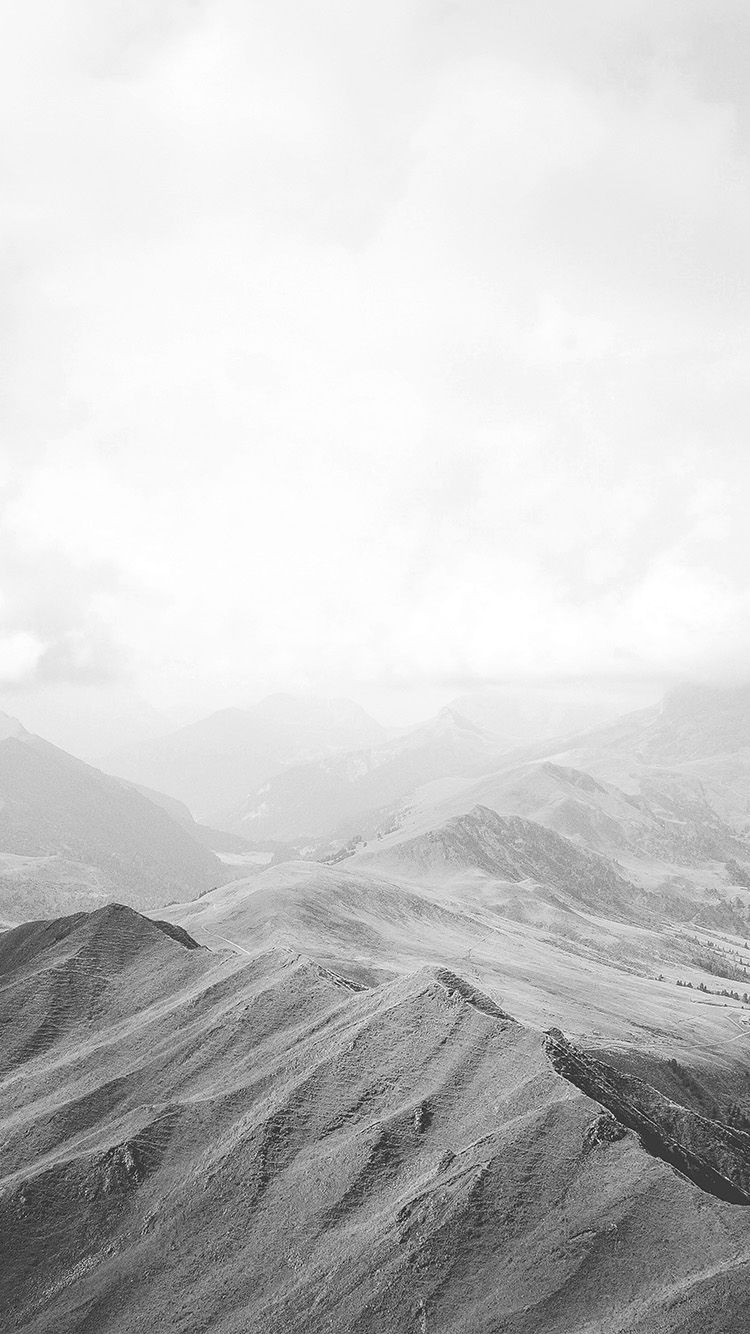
[1,1,749,743]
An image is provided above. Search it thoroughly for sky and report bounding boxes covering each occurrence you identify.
[1,1,749,749]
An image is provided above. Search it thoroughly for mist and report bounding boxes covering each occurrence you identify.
[1,1,748,750]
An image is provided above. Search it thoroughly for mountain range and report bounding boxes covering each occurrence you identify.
[0,715,228,922]
[225,706,508,845]
[5,682,750,1329]
[102,694,387,824]
[3,902,750,1331]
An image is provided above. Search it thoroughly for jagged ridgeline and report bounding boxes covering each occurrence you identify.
[3,905,750,1332]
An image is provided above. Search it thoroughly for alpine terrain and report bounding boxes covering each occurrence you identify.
[4,685,750,1331]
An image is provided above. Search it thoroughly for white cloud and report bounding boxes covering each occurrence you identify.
[0,632,44,686]
[0,1,749,719]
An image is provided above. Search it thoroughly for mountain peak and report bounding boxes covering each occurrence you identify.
[0,711,27,743]
[433,706,487,736]
[83,903,201,955]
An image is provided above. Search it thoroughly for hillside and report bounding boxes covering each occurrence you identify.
[225,707,507,842]
[360,804,642,918]
[344,686,750,936]
[439,760,749,869]
[103,694,386,822]
[3,904,750,1332]
[0,725,224,921]
[540,683,750,806]
[166,856,750,1068]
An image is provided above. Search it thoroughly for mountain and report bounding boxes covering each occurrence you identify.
[607,681,750,766]
[504,683,750,886]
[435,759,749,869]
[0,689,182,762]
[122,779,262,858]
[0,711,25,742]
[449,683,655,744]
[359,804,643,920]
[3,903,750,1332]
[102,694,386,822]
[225,707,507,843]
[336,685,750,935]
[0,720,225,921]
[166,848,750,1067]
[539,681,750,791]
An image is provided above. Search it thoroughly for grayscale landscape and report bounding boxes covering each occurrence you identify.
[2,2,750,1331]
[4,682,750,1331]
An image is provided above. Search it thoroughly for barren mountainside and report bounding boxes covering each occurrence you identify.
[360,804,643,918]
[3,905,750,1333]
[7,685,750,1331]
[226,707,506,842]
[103,694,386,823]
[0,729,224,921]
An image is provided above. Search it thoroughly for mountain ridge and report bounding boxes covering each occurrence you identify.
[0,727,227,921]
[3,904,750,1332]
[101,693,386,822]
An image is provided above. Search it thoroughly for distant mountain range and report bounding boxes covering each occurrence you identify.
[359,804,643,920]
[7,686,750,1329]
[310,683,750,928]
[225,706,508,843]
[102,693,386,822]
[6,682,750,933]
[0,714,229,922]
[90,683,750,927]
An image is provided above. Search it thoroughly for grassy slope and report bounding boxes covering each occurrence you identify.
[2,906,750,1333]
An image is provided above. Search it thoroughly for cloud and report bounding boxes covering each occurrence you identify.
[0,632,45,688]
[0,506,125,690]
[0,2,748,714]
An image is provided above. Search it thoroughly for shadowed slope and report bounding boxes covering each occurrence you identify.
[360,804,644,919]
[0,729,224,919]
[545,1029,750,1205]
[0,905,205,1076]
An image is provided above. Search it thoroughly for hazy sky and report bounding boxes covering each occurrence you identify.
[1,2,749,740]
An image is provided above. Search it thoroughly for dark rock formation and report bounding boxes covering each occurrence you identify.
[583,1112,628,1148]
[545,1028,750,1204]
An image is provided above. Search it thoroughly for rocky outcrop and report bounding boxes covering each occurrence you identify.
[544,1028,750,1204]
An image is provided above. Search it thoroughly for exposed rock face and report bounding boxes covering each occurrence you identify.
[427,967,516,1021]
[583,1112,628,1148]
[369,805,642,918]
[99,1144,142,1197]
[544,1028,750,1205]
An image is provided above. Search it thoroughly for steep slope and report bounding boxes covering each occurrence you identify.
[360,804,643,919]
[122,778,261,858]
[226,707,507,842]
[3,906,750,1333]
[610,682,750,766]
[0,725,224,920]
[544,682,750,804]
[103,694,385,822]
[350,685,750,935]
[544,1028,750,1204]
[450,760,747,867]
